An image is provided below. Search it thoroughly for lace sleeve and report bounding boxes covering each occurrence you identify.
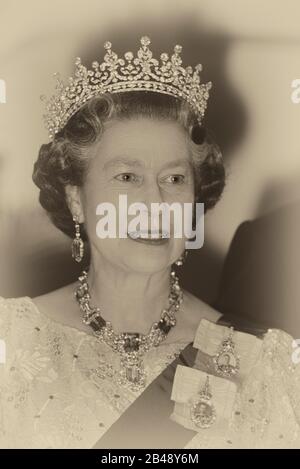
[269,328,300,426]
[0,296,34,352]
[0,296,14,359]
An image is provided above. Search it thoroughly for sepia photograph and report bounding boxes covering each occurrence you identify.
[0,0,300,452]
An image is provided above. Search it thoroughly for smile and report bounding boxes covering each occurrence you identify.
[128,230,170,245]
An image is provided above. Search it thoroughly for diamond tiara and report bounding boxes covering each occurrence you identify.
[41,36,212,140]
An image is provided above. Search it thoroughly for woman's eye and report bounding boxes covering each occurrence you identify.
[162,174,186,184]
[114,173,138,183]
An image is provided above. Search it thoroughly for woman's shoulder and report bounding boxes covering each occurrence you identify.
[179,298,299,379]
[0,294,41,325]
[213,311,298,364]
[182,290,222,328]
[173,316,300,448]
[168,290,222,345]
[190,313,299,383]
[0,295,39,317]
[183,290,222,320]
[31,283,94,336]
[32,283,75,323]
[0,295,47,350]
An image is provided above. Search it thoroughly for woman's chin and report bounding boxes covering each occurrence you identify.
[122,236,181,272]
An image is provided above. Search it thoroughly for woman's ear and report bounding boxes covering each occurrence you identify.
[65,184,84,223]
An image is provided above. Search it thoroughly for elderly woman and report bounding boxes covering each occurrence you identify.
[0,36,299,449]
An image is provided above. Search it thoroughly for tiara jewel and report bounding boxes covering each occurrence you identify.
[41,36,212,140]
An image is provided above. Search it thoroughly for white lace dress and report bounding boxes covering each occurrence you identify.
[1,296,300,449]
[0,296,189,448]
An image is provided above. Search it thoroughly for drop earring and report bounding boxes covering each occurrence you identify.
[175,249,188,266]
[71,215,84,263]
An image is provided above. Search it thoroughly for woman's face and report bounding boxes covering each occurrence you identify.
[79,117,195,273]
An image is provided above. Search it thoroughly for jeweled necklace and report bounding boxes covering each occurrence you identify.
[74,269,183,391]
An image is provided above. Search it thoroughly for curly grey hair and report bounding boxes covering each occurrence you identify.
[33,91,225,241]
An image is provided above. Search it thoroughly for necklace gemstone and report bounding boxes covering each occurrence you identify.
[123,333,141,352]
[74,268,183,390]
[122,356,146,388]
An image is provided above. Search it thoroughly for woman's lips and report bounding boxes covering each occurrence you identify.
[127,230,170,245]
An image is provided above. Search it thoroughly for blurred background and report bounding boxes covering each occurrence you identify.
[0,0,300,334]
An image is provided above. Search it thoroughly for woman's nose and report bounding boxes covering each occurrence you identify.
[140,178,164,209]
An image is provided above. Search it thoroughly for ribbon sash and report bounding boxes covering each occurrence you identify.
[92,342,198,449]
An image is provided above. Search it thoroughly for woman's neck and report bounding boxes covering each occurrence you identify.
[86,258,172,335]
